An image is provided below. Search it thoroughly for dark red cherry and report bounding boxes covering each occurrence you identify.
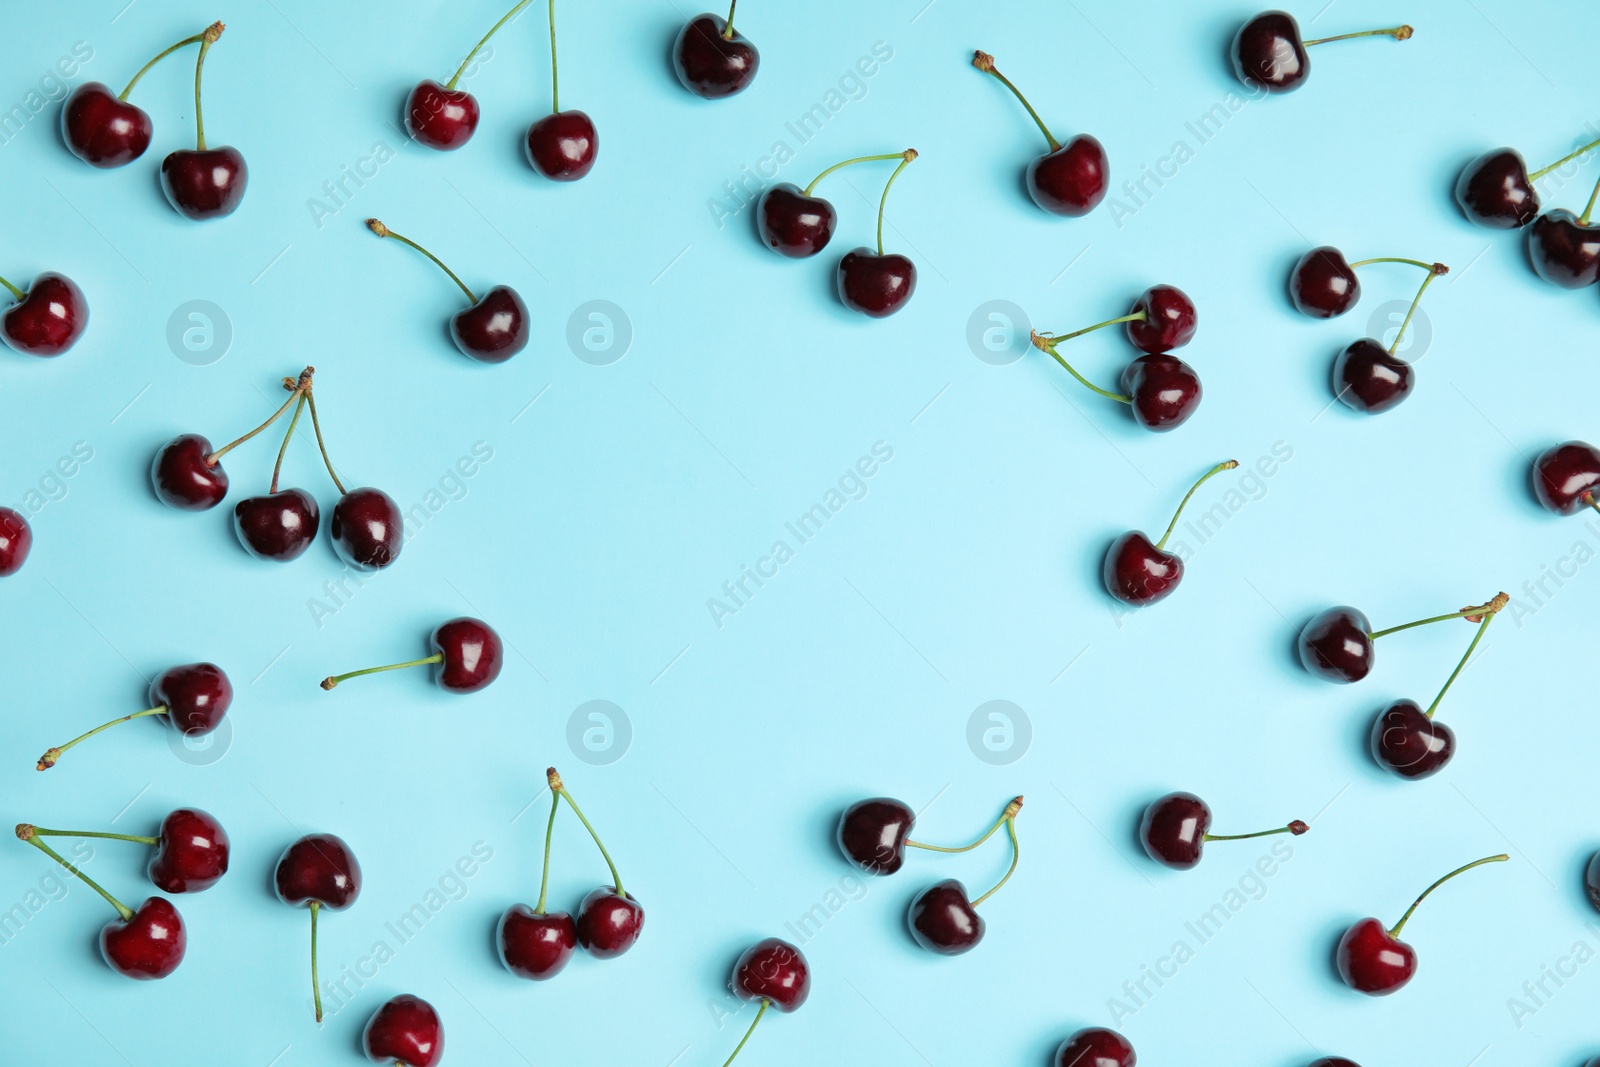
[1028,137,1110,217]
[673,13,760,98]
[1125,284,1196,352]
[1532,441,1600,515]
[405,80,479,150]
[431,618,503,691]
[274,833,361,910]
[1455,149,1538,229]
[233,488,319,561]
[496,904,578,979]
[1139,792,1212,869]
[575,887,644,958]
[451,285,529,363]
[908,878,983,955]
[100,896,185,979]
[161,147,248,220]
[733,937,810,1010]
[837,798,915,875]
[837,251,916,317]
[61,82,152,168]
[526,110,597,181]
[148,808,230,893]
[152,662,232,736]
[1370,700,1454,779]
[1308,1059,1362,1067]
[757,184,836,258]
[1527,209,1600,288]
[1103,532,1181,605]
[152,433,228,511]
[1290,247,1360,317]
[1297,607,1374,682]
[363,994,443,1067]
[1054,1027,1136,1067]
[2,272,89,357]
[1232,11,1309,92]
[1121,353,1202,431]
[0,507,32,577]
[1337,916,1414,995]
[331,488,403,570]
[1584,851,1600,913]
[1332,338,1412,414]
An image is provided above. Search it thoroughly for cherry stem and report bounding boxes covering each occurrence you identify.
[720,999,768,1067]
[269,394,307,495]
[447,0,531,89]
[1028,330,1133,404]
[723,0,740,38]
[1368,594,1507,640]
[1204,820,1309,843]
[27,828,158,846]
[1426,605,1503,720]
[906,796,1024,854]
[803,152,912,197]
[1387,262,1448,357]
[304,393,347,496]
[16,825,133,922]
[1034,311,1147,346]
[534,789,559,913]
[310,900,323,1021]
[209,367,313,464]
[969,817,1020,908]
[190,22,224,151]
[320,653,444,691]
[1347,257,1436,272]
[1388,853,1508,938]
[1530,136,1600,181]
[36,706,166,771]
[119,27,209,101]
[549,767,624,896]
[1579,170,1600,227]
[367,219,478,305]
[1585,492,1600,517]
[971,51,1059,152]
[1303,25,1413,46]
[547,0,561,114]
[1156,460,1240,551]
[0,275,24,300]
[874,150,917,257]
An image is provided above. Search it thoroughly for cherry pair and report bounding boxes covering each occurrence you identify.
[1533,441,1600,517]
[0,268,88,357]
[1299,593,1510,780]
[405,0,596,181]
[1105,460,1236,605]
[322,617,504,695]
[497,768,643,980]
[1456,133,1600,287]
[63,22,247,218]
[971,50,1107,217]
[367,220,529,362]
[275,833,361,1021]
[673,1,759,98]
[18,808,229,893]
[0,507,32,577]
[719,938,809,1066]
[364,994,444,1067]
[1030,286,1202,431]
[1140,792,1307,869]
[1231,12,1412,94]
[37,662,232,772]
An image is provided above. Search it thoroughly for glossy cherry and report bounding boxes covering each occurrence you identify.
[1,272,89,357]
[1307,1060,1361,1067]
[837,151,919,317]
[1585,852,1600,913]
[61,26,214,167]
[1532,441,1600,515]
[147,808,230,893]
[322,617,503,694]
[160,24,247,220]
[717,938,809,1064]
[575,888,643,958]
[275,833,362,1021]
[1232,12,1412,94]
[1290,247,1359,317]
[37,662,232,771]
[1370,700,1454,780]
[1125,284,1197,352]
[673,4,759,99]
[1104,461,1236,605]
[364,995,444,1067]
[367,219,529,363]
[498,904,579,979]
[1298,607,1374,682]
[908,879,984,955]
[1122,353,1202,431]
[1528,208,1600,288]
[1332,339,1412,413]
[1337,854,1508,995]
[332,487,403,570]
[1054,1027,1136,1067]
[1139,791,1306,870]
[526,0,596,180]
[0,507,31,577]
[151,434,228,510]
[234,489,319,561]
[757,151,909,259]
[404,0,530,150]
[972,50,1107,216]
[837,798,915,874]
[1456,150,1538,229]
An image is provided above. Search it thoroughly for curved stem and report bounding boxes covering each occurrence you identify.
[874,151,916,257]
[37,707,166,771]
[1204,820,1308,843]
[1530,135,1600,180]
[0,274,24,301]
[191,23,226,151]
[119,28,208,100]
[1579,171,1600,227]
[1369,599,1503,640]
[1156,460,1239,551]
[1425,613,1496,719]
[551,769,624,896]
[971,52,1059,151]
[1304,25,1413,46]
[906,796,1023,855]
[16,827,133,921]
[1031,337,1132,404]
[304,393,347,496]
[803,152,910,197]
[320,654,443,691]
[367,220,478,304]
[720,1000,768,1067]
[534,790,559,913]
[446,0,532,89]
[723,0,739,38]
[1389,854,1508,938]
[969,818,1019,908]
[209,385,304,464]
[28,828,158,846]
[547,0,560,114]
[310,901,323,1022]
[1033,311,1146,346]
[1586,492,1600,517]
[1387,263,1448,356]
[1347,257,1436,271]
[269,394,307,495]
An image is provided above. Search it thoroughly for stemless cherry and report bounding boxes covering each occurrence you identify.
[275,833,362,1021]
[331,487,403,570]
[837,151,919,317]
[0,507,32,577]
[1231,12,1412,94]
[1104,461,1237,605]
[717,938,810,1065]
[1139,791,1307,870]
[972,50,1107,216]
[404,0,530,150]
[159,24,247,220]
[367,219,529,363]
[1332,262,1447,414]
[1,271,89,357]
[757,151,909,259]
[1054,1027,1136,1067]
[363,994,444,1067]
[1532,441,1600,515]
[673,2,759,99]
[61,26,213,167]
[322,617,504,694]
[525,0,596,180]
[37,663,232,771]
[1456,137,1600,229]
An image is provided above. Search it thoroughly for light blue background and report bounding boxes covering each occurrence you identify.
[3,1,1598,1064]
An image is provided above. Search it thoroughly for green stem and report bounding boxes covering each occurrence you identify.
[16,827,133,921]
[969,818,1019,908]
[310,901,323,1022]
[1388,854,1509,938]
[1586,492,1600,517]
[119,29,207,100]
[1387,264,1447,356]
[0,274,24,300]
[1425,613,1495,719]
[1530,135,1600,180]
[547,0,560,113]
[191,30,219,151]
[720,1000,768,1067]
[1369,602,1499,640]
[534,790,559,913]
[723,0,739,38]
[1033,311,1146,346]
[304,393,347,496]
[320,654,444,691]
[209,384,303,463]
[803,152,910,197]
[1579,171,1600,227]
[1303,25,1413,46]
[1156,460,1239,551]
[366,220,478,304]
[37,707,166,771]
[1347,257,1436,271]
[446,0,532,89]
[874,152,916,257]
[269,394,307,495]
[28,828,158,846]
[553,773,624,896]
[972,52,1059,151]
[1032,339,1132,403]
[1204,821,1307,843]
[905,796,1022,854]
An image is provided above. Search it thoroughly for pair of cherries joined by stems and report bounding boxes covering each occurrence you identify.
[1533,440,1600,518]
[152,367,404,569]
[14,809,231,978]
[673,1,759,99]
[368,220,529,362]
[497,768,644,980]
[1105,460,1237,605]
[1140,792,1308,870]
[0,507,33,577]
[1231,12,1413,94]
[757,150,921,317]
[1299,592,1510,780]
[404,0,596,182]
[1456,133,1600,288]
[0,265,88,357]
[837,795,1024,956]
[275,833,361,1022]
[37,661,232,773]
[322,617,504,695]
[972,50,1107,218]
[64,21,248,219]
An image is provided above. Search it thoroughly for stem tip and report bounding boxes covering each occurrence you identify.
[972,50,995,72]
[903,148,919,162]
[16,823,35,840]
[1004,796,1024,818]
[36,749,60,771]
[547,767,563,790]
[319,677,338,691]
[1289,820,1309,835]
[366,218,389,237]
[1395,24,1414,40]
[203,21,225,43]
[1431,262,1449,276]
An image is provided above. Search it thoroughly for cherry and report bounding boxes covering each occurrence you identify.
[719,938,809,1065]
[836,151,920,317]
[525,0,597,180]
[1308,1060,1361,1067]
[497,903,578,979]
[972,51,1107,217]
[1291,251,1441,319]
[1586,851,1600,913]
[275,833,362,1021]
[1125,284,1197,353]
[152,371,312,511]
[1528,204,1600,289]
[332,487,404,571]
[367,219,529,363]
[1297,606,1374,682]
[575,888,644,958]
[908,800,1022,955]
[837,795,1021,877]
[404,0,530,150]
[159,24,247,220]
[757,151,910,259]
[1336,853,1508,995]
[1331,261,1447,414]
[1456,137,1600,228]
[1139,792,1307,870]
[1,271,89,357]
[1104,461,1237,605]
[234,489,319,560]
[673,2,759,99]
[322,617,504,694]
[24,808,231,893]
[17,825,185,979]
[1121,353,1203,431]
[1532,441,1600,515]
[1231,12,1412,94]
[1054,1027,1136,1067]
[363,994,444,1067]
[0,507,32,577]
[61,25,213,167]
[37,662,232,771]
